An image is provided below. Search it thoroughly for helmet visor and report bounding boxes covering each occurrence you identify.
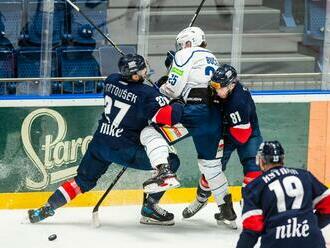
[210,80,222,90]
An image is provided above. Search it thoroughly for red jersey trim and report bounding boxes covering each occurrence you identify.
[152,105,173,126]
[242,210,265,233]
[229,123,252,144]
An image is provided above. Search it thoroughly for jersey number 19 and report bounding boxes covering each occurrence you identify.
[268,176,304,213]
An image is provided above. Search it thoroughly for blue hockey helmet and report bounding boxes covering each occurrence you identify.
[118,54,147,77]
[257,140,285,165]
[210,64,237,89]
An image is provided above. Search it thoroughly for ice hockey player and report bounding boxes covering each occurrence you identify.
[157,26,237,228]
[183,64,262,225]
[237,140,330,248]
[28,54,184,226]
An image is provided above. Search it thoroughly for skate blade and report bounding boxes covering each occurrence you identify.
[217,219,238,229]
[140,216,175,226]
[144,178,180,194]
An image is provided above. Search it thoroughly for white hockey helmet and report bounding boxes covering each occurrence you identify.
[176,26,206,50]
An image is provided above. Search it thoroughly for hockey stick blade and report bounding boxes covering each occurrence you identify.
[92,211,101,228]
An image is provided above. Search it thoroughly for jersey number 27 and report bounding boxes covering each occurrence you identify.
[104,95,131,126]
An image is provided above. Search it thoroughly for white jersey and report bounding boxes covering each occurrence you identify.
[159,47,219,100]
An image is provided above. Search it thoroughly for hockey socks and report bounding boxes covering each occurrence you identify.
[182,175,211,218]
[48,180,82,209]
[28,180,81,223]
[198,159,229,206]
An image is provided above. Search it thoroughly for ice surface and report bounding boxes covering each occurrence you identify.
[1,203,329,248]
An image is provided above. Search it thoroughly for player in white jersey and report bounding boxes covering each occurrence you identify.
[160,45,218,100]
[149,27,237,228]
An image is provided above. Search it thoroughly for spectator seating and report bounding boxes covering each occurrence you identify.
[0,48,15,95]
[0,1,133,95]
[57,46,102,94]
[99,45,136,76]
[304,0,326,44]
[16,48,60,94]
[69,0,108,45]
[24,0,68,46]
[0,1,23,47]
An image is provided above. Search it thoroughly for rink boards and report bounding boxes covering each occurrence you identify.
[0,93,329,209]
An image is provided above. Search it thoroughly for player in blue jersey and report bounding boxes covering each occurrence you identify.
[237,140,330,248]
[182,64,262,226]
[27,54,184,226]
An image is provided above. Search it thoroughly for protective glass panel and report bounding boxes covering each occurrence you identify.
[0,0,328,94]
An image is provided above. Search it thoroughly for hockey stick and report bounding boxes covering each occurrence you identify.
[64,0,124,55]
[188,0,207,27]
[65,0,158,88]
[92,167,127,227]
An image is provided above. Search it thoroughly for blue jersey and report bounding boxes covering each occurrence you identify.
[219,82,262,179]
[221,82,260,145]
[94,73,172,149]
[237,167,330,248]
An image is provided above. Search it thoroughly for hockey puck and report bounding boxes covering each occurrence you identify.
[48,234,57,241]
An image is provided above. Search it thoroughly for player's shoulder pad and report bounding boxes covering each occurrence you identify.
[141,82,161,97]
[245,172,265,191]
[236,82,250,94]
[232,83,251,104]
[174,47,213,67]
[105,73,122,84]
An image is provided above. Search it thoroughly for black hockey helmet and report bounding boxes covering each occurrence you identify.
[210,64,237,89]
[118,54,147,77]
[257,140,285,164]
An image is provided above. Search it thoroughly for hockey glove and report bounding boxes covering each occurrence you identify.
[165,50,176,70]
[155,75,169,88]
[169,97,185,105]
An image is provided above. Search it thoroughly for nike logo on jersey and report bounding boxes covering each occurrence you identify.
[275,217,310,239]
[99,122,123,137]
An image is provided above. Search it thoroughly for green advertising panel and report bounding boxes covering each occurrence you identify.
[0,103,309,193]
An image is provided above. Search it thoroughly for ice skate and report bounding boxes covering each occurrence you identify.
[214,194,237,229]
[182,184,211,218]
[143,163,180,194]
[182,199,208,219]
[28,204,55,223]
[140,194,174,226]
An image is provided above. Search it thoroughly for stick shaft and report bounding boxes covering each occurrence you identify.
[92,167,127,213]
[65,0,159,88]
[188,0,207,27]
[65,0,124,55]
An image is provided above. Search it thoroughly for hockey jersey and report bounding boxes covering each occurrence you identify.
[160,46,219,100]
[93,73,183,149]
[237,166,330,248]
[221,82,260,145]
